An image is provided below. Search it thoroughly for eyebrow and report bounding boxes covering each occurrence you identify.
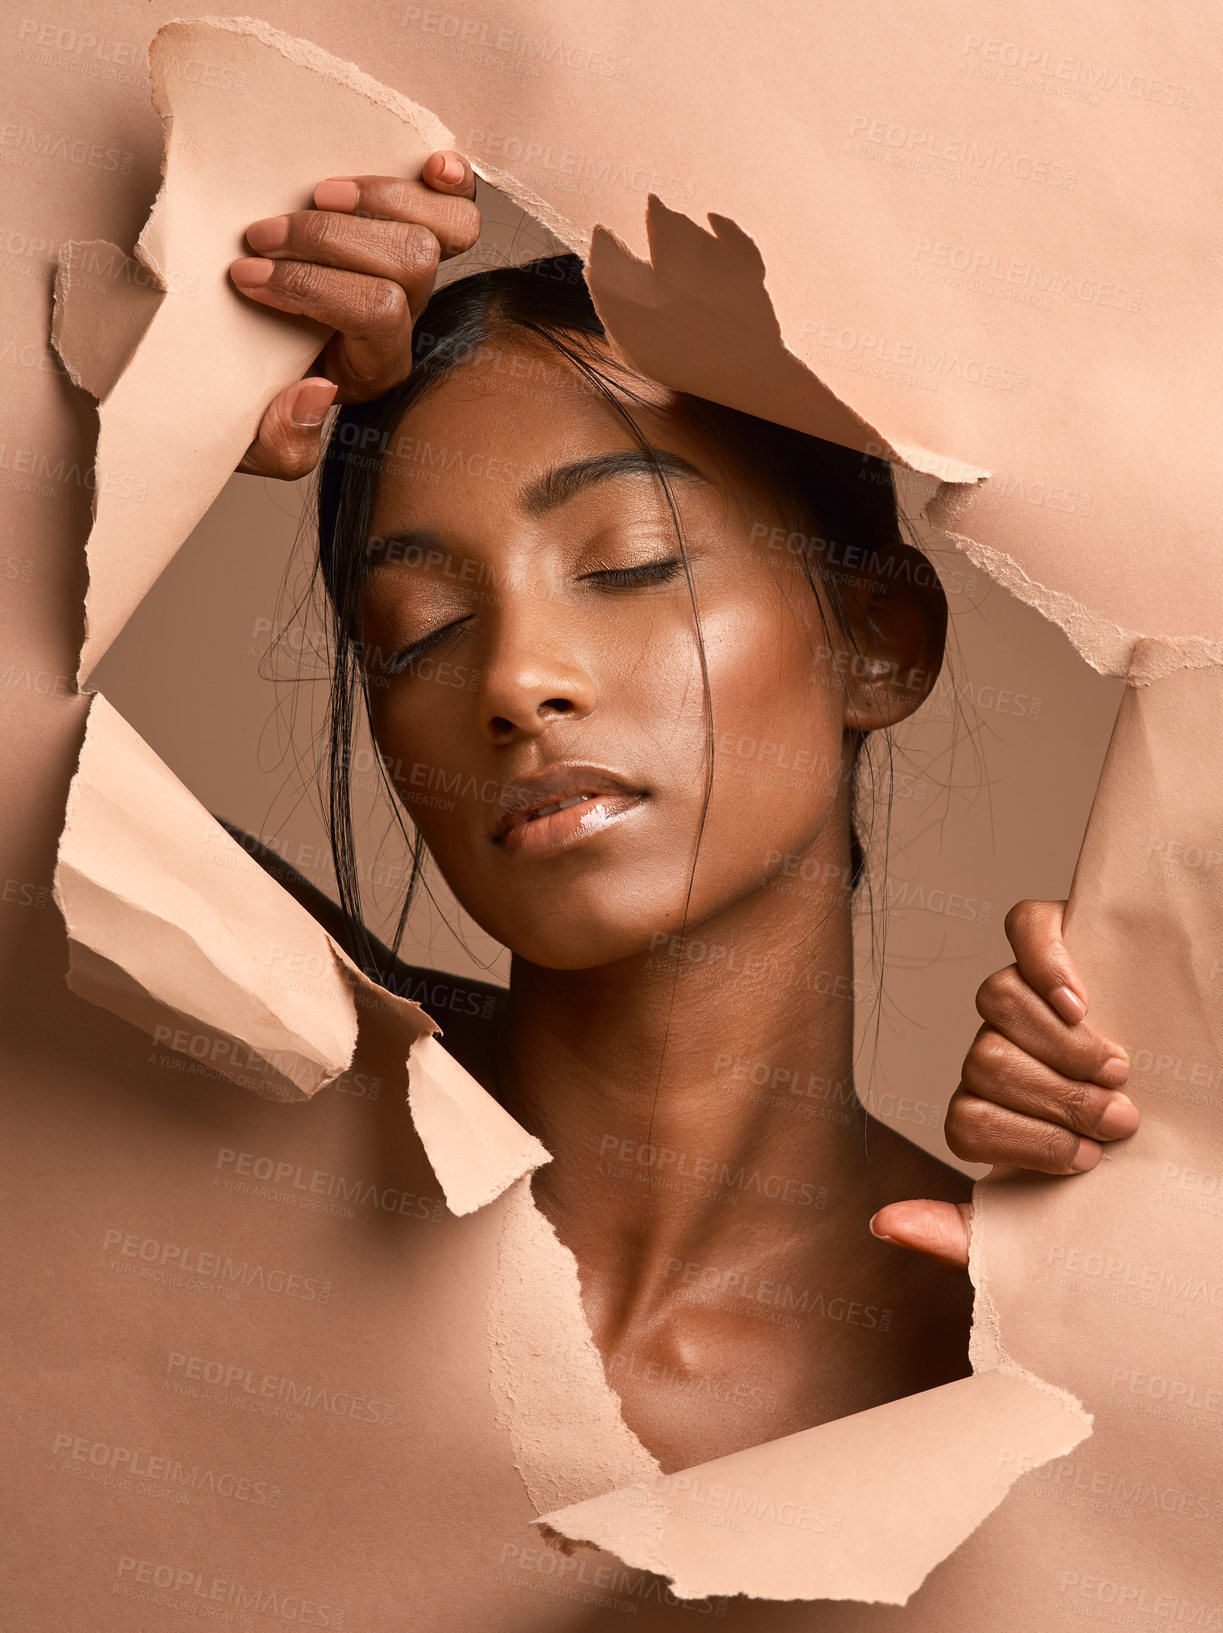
[519,448,709,516]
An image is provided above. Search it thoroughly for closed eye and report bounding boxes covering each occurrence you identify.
[383,614,473,676]
[581,556,685,590]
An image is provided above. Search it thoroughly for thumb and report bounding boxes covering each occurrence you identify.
[238,377,337,479]
[869,1198,973,1272]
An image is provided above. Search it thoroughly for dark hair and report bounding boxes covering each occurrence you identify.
[315,253,932,984]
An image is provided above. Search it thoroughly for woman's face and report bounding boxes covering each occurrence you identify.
[358,335,938,969]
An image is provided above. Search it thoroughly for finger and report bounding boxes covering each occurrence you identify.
[1003,899,1087,1025]
[975,967,1130,1086]
[243,211,448,289]
[869,1200,971,1271]
[312,169,480,258]
[421,149,478,199]
[229,259,419,399]
[945,1087,1104,1174]
[237,377,337,480]
[959,1033,1141,1141]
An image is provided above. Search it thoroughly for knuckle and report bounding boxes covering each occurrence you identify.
[1003,897,1042,945]
[1040,1122,1076,1168]
[400,222,442,277]
[438,198,481,252]
[357,278,407,329]
[275,259,330,303]
[301,208,352,255]
[1052,1077,1092,1127]
[375,178,416,216]
[947,1090,990,1146]
[976,967,1019,1024]
[945,1109,982,1163]
[961,1032,1007,1096]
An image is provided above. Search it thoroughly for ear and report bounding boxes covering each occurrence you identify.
[836,541,948,732]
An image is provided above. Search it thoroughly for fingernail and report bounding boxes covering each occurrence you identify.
[290,379,337,428]
[1050,985,1087,1025]
[245,215,288,252]
[230,257,274,289]
[1096,1053,1130,1088]
[315,177,359,212]
[436,153,463,185]
[868,1213,895,1242]
[1070,1138,1102,1172]
[1096,1093,1140,1139]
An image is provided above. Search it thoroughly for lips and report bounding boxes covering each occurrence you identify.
[492,764,647,854]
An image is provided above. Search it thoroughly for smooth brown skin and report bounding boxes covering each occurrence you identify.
[231,158,1140,1469]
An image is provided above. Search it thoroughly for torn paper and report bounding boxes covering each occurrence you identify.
[43,14,1108,1610]
[27,9,1223,1624]
[543,1369,1088,1604]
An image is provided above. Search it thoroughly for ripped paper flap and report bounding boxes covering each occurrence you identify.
[589,200,987,486]
[54,693,360,1101]
[78,16,453,681]
[543,1368,1089,1604]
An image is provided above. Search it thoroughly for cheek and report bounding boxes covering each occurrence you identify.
[366,674,476,842]
[697,588,849,870]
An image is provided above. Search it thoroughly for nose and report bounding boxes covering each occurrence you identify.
[477,601,598,742]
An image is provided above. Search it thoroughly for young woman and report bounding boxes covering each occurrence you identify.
[227,152,1139,1471]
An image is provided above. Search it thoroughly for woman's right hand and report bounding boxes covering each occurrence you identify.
[229,150,481,481]
[944,898,1137,1176]
[872,898,1140,1269]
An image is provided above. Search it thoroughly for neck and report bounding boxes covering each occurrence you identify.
[494,832,874,1337]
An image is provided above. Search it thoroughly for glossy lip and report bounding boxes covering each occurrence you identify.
[491,763,648,857]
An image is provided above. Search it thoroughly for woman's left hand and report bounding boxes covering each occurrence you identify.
[229,151,481,480]
[870,898,1139,1270]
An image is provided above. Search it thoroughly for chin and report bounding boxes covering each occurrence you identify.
[503,921,662,972]
[449,860,695,972]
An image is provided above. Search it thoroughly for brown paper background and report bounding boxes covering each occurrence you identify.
[2,4,1217,1627]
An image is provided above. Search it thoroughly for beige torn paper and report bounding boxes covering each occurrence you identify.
[52,13,1092,1607]
[75,15,574,684]
[52,239,165,402]
[76,16,453,682]
[585,202,1223,679]
[55,693,358,1103]
[541,1369,1085,1603]
[959,649,1223,1618]
[54,693,548,1211]
[587,202,987,488]
[46,13,1220,1612]
[53,696,1091,1604]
